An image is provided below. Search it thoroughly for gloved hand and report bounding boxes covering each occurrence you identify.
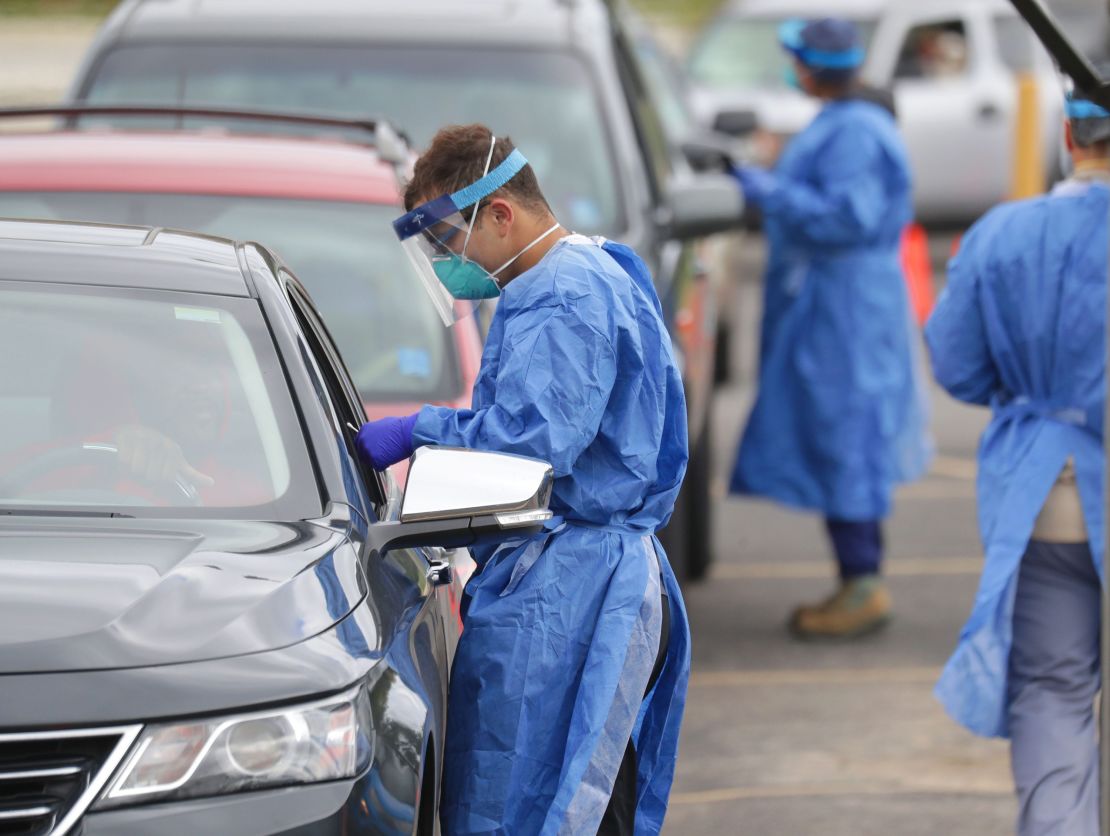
[355,414,419,470]
[730,164,777,207]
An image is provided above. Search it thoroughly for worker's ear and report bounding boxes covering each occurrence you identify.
[485,198,514,236]
[1065,119,1075,153]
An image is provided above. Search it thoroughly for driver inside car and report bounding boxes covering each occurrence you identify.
[9,325,273,508]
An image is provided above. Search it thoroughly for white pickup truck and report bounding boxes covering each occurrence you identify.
[687,0,1064,224]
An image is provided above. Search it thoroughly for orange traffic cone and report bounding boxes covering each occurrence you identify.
[900,223,935,327]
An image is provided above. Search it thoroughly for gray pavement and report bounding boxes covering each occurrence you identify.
[664,240,1013,834]
[0,18,98,106]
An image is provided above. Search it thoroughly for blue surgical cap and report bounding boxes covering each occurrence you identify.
[779,17,865,72]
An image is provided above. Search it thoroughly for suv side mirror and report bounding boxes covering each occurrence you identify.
[681,130,736,173]
[665,173,745,241]
[713,109,759,138]
[368,447,554,554]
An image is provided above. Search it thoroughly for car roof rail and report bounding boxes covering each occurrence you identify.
[0,104,413,167]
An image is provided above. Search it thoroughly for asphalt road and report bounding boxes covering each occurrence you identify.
[664,237,1013,835]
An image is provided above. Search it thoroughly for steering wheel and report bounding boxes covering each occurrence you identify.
[0,443,202,507]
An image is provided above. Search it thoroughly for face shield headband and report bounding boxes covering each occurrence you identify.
[393,145,530,326]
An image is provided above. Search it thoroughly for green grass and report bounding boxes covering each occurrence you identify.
[630,0,724,32]
[0,0,118,16]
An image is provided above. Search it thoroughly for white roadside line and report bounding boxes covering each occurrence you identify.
[709,556,982,580]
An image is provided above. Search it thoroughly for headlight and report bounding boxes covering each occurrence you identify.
[94,685,373,809]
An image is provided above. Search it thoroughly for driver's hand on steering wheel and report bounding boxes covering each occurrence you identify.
[114,425,215,489]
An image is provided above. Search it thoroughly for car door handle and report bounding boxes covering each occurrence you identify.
[427,559,452,587]
[977,102,1001,121]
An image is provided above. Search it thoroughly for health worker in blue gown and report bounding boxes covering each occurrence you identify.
[926,81,1109,836]
[355,123,691,836]
[729,17,931,640]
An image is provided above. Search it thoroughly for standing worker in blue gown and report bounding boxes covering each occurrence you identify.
[355,124,691,835]
[729,17,930,639]
[926,80,1108,835]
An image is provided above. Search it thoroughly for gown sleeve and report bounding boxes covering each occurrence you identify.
[761,125,890,247]
[412,306,617,477]
[925,222,1000,405]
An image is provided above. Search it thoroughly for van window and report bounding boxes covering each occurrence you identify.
[895,20,970,80]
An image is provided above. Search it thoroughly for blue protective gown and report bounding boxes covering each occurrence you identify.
[412,235,692,835]
[926,177,1108,737]
[731,99,930,519]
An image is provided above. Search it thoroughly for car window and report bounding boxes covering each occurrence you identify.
[81,44,625,237]
[0,281,320,518]
[895,20,971,80]
[631,32,696,145]
[0,192,458,405]
[284,278,385,511]
[688,16,878,89]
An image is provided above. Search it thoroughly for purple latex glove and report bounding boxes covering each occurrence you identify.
[730,164,776,207]
[355,414,419,470]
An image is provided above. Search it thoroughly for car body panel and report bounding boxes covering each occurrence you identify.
[0,218,454,833]
[0,132,399,202]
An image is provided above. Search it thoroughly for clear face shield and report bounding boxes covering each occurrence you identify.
[393,139,531,327]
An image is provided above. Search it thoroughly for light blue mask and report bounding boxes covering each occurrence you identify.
[784,65,802,91]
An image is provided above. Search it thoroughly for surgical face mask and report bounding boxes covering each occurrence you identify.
[430,202,561,300]
[784,65,802,91]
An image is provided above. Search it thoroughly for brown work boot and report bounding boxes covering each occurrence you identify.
[789,575,892,640]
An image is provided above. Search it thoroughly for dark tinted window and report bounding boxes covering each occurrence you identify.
[83,44,625,236]
[0,193,459,404]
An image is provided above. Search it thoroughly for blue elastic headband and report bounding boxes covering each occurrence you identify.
[393,148,529,241]
[1067,96,1110,120]
[795,46,865,70]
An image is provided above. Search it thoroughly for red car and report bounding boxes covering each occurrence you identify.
[0,111,484,485]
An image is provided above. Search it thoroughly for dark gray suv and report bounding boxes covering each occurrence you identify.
[68,0,744,580]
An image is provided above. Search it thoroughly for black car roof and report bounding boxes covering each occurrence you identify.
[106,0,605,47]
[0,219,254,297]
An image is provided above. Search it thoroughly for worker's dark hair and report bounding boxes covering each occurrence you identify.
[403,124,552,218]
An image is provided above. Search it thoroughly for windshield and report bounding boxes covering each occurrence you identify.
[688,17,878,89]
[0,193,458,404]
[82,44,624,237]
[0,282,319,518]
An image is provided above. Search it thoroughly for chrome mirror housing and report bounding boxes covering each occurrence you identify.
[401,447,554,529]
